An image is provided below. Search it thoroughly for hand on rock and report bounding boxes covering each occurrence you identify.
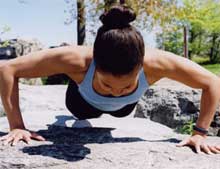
[176,134,220,155]
[0,128,46,146]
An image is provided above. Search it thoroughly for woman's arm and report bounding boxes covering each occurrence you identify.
[0,45,87,131]
[0,47,86,129]
[144,48,220,154]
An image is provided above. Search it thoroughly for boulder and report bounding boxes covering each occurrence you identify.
[3,38,44,57]
[0,39,44,85]
[135,78,220,136]
[0,83,220,169]
[0,104,4,117]
[0,46,16,60]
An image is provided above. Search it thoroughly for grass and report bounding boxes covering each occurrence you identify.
[192,56,220,75]
[202,64,220,75]
[191,56,210,64]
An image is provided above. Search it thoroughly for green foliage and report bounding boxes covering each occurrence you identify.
[191,56,220,75]
[178,0,220,62]
[156,28,184,55]
[202,64,220,75]
[0,40,10,47]
[156,0,220,63]
[41,76,69,85]
[176,119,195,135]
[65,0,220,62]
[191,56,210,64]
[0,25,11,47]
[41,77,48,85]
[89,0,179,30]
[0,25,11,35]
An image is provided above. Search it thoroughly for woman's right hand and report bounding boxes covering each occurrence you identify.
[0,128,46,146]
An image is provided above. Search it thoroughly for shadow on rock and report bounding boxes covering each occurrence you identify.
[19,115,146,162]
[0,131,7,137]
[145,138,180,143]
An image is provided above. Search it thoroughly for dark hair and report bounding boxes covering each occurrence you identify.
[93,4,145,76]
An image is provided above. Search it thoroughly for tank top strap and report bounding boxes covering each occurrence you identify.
[78,59,95,86]
[139,67,149,89]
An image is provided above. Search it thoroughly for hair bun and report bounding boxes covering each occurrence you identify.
[99,5,136,29]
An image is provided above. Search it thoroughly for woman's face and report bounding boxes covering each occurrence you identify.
[96,68,140,97]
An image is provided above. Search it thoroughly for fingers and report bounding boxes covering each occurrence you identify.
[201,144,213,155]
[195,144,201,154]
[30,132,46,141]
[215,145,220,151]
[208,145,220,154]
[12,136,22,146]
[0,132,45,146]
[2,136,14,145]
[1,134,22,146]
[0,129,46,146]
[191,143,220,155]
[175,136,220,155]
[23,135,32,145]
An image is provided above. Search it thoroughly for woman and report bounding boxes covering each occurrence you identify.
[0,5,220,155]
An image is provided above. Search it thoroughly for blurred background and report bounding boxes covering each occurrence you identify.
[0,0,220,85]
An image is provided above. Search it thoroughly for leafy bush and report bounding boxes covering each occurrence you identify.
[176,119,195,135]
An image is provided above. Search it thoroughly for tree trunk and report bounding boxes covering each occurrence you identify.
[183,26,189,59]
[210,33,217,63]
[188,29,194,59]
[77,0,85,45]
[197,31,202,55]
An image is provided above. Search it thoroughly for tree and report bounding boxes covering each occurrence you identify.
[64,0,86,45]
[156,29,184,55]
[64,0,220,62]
[0,25,11,47]
[77,0,86,45]
[156,0,220,62]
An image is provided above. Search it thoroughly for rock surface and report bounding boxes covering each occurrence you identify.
[135,78,220,136]
[5,39,44,57]
[0,38,44,85]
[0,82,220,169]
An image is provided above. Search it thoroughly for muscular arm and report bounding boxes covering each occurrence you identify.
[144,48,220,134]
[0,45,87,130]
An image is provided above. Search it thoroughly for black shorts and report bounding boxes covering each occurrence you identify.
[65,79,137,120]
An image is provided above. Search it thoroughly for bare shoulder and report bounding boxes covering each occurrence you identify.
[65,45,93,82]
[59,45,93,68]
[143,47,168,85]
[0,45,93,80]
[144,47,175,72]
[143,47,219,89]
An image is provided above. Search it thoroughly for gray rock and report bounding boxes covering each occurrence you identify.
[6,38,44,57]
[135,78,220,136]
[0,39,44,85]
[0,122,220,169]
[0,83,220,169]
[0,104,5,117]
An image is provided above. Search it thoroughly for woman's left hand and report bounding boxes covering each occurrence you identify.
[176,134,220,154]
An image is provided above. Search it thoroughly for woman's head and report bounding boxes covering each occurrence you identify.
[93,4,145,77]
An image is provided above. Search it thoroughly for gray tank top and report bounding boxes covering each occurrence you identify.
[78,60,149,111]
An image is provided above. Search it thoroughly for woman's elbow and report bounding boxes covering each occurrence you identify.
[205,76,220,95]
[0,63,15,79]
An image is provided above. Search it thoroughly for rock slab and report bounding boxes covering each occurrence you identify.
[0,83,220,169]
